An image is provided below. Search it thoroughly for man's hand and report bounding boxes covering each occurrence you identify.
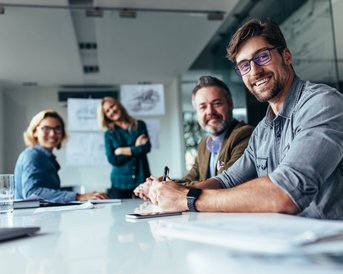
[133,176,162,200]
[76,192,108,201]
[148,180,189,212]
[133,181,152,201]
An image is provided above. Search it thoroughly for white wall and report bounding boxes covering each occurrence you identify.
[3,80,184,192]
[0,85,4,173]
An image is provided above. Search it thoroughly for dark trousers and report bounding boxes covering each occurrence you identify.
[107,187,135,199]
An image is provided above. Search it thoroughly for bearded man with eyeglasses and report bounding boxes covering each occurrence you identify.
[147,18,343,220]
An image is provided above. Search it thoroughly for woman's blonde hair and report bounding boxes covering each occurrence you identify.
[98,97,137,130]
[23,109,67,149]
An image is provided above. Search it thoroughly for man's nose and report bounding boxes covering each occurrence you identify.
[249,61,263,75]
[205,104,215,115]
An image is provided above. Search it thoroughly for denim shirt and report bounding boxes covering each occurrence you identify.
[14,144,76,203]
[215,76,343,219]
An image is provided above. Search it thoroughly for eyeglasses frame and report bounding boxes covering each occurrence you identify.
[40,125,63,135]
[234,46,283,76]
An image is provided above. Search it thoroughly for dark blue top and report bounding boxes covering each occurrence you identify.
[104,120,151,190]
[14,144,76,203]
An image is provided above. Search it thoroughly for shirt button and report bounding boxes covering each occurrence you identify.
[132,175,136,179]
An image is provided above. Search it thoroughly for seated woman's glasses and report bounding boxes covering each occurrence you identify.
[40,126,63,135]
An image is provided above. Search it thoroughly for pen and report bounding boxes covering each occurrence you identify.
[162,166,169,181]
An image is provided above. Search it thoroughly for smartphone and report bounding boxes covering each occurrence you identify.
[125,211,182,219]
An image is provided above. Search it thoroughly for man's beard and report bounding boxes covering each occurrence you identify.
[250,80,283,103]
[203,119,229,136]
[249,61,289,103]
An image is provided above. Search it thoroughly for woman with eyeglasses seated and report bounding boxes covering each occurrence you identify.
[14,109,108,203]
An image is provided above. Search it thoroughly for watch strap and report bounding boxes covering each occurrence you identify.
[186,188,202,212]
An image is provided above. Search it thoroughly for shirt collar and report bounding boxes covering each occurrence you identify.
[34,144,60,170]
[206,125,229,154]
[265,75,303,126]
[34,144,54,158]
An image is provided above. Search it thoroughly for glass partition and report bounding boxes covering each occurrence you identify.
[182,0,340,172]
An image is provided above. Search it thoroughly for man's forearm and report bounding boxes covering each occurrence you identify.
[191,178,222,189]
[195,176,299,214]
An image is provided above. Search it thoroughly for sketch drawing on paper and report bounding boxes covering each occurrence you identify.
[120,84,165,116]
[76,106,97,120]
[128,88,160,112]
[68,98,101,131]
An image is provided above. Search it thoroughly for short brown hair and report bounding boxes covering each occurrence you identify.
[226,18,287,63]
[23,109,67,149]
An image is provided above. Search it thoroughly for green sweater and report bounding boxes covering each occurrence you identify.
[104,120,151,190]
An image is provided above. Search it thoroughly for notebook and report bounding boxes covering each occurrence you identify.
[14,199,41,209]
[0,227,40,242]
[14,199,83,209]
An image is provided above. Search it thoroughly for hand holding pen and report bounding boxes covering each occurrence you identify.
[133,166,169,200]
[162,166,169,181]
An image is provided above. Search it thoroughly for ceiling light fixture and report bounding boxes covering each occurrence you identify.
[119,9,136,18]
[207,12,224,21]
[86,7,103,17]
[0,3,225,20]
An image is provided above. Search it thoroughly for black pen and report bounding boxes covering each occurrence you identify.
[162,166,169,181]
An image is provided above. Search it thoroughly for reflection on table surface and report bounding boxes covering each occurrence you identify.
[0,199,342,274]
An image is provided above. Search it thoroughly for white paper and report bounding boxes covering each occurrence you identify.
[34,201,95,213]
[143,119,160,149]
[68,98,101,131]
[87,199,121,204]
[66,132,108,166]
[120,84,165,115]
[157,215,343,254]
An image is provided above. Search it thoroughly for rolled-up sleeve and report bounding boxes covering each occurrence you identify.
[269,88,343,211]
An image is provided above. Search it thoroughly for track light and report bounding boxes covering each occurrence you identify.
[207,12,224,21]
[86,7,103,18]
[119,9,136,18]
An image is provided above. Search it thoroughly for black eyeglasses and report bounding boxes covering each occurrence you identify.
[234,47,281,76]
[40,126,63,135]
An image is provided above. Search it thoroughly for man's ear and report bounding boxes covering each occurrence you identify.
[283,48,292,65]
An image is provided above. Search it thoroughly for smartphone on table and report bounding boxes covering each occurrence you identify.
[125,211,182,219]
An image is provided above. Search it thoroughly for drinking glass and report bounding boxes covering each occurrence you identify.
[0,174,15,214]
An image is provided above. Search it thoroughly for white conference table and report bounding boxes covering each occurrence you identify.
[0,199,342,274]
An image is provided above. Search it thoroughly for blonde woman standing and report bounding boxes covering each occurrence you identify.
[99,97,151,198]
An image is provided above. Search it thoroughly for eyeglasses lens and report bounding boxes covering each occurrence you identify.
[41,126,62,134]
[234,48,274,76]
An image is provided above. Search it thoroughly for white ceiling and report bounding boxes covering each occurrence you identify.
[0,0,342,90]
[0,0,239,88]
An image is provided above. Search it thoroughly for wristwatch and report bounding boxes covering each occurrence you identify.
[186,189,202,212]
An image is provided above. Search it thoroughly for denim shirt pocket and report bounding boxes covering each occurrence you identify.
[256,157,268,176]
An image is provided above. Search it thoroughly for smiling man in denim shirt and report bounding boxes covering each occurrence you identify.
[148,18,343,220]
